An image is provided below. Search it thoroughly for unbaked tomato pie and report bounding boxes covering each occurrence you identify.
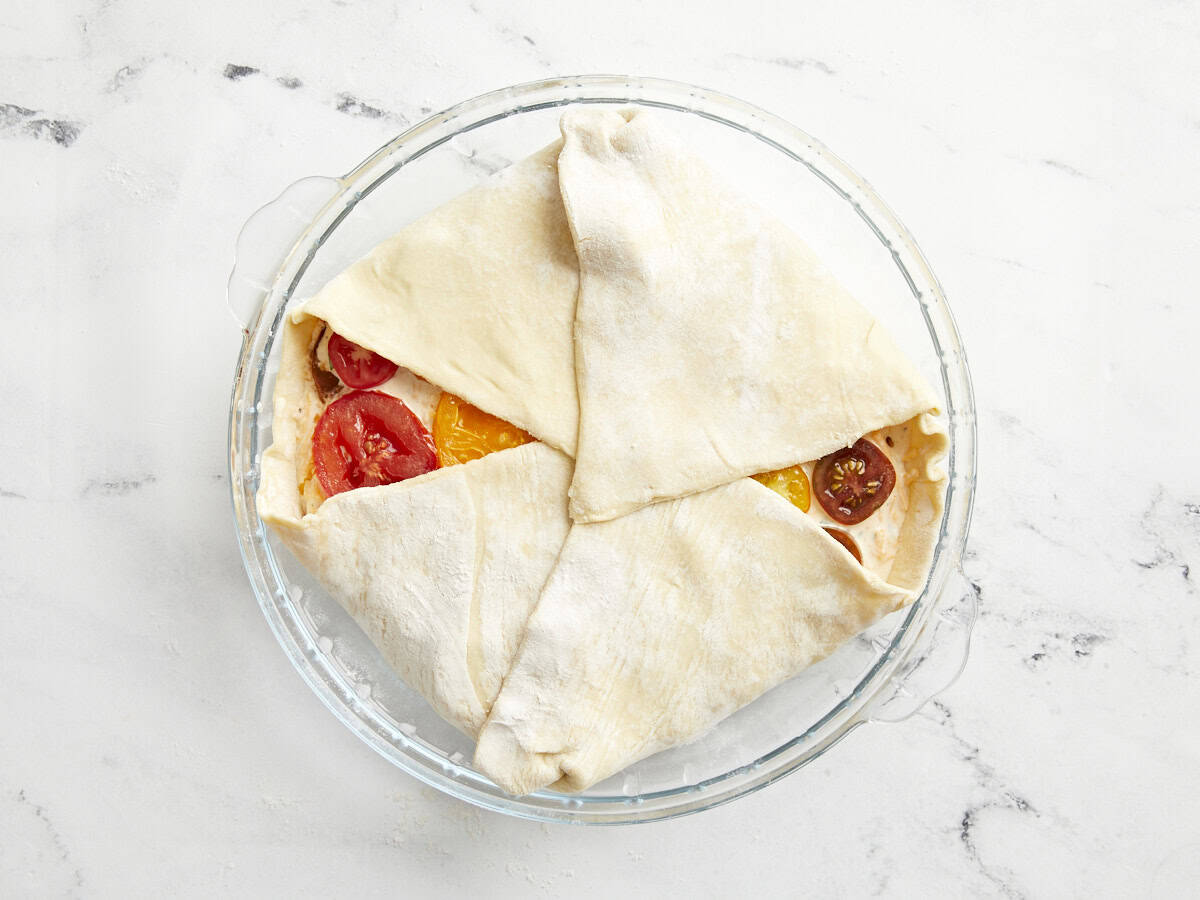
[258,108,949,796]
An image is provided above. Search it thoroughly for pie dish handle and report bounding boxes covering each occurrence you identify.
[227,175,344,330]
[865,566,978,724]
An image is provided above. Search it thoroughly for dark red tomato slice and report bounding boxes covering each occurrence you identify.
[812,438,896,525]
[328,332,398,389]
[313,391,438,497]
[823,527,863,564]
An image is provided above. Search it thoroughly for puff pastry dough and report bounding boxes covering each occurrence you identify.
[475,478,910,795]
[300,141,581,455]
[558,108,938,522]
[259,318,572,737]
[256,108,949,797]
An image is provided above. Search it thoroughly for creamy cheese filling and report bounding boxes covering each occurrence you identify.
[312,326,442,426]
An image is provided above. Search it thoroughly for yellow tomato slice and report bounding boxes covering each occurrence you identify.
[432,392,534,466]
[751,464,812,512]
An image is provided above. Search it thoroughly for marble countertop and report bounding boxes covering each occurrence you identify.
[4,1,1198,896]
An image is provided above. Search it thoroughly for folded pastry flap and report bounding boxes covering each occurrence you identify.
[885,412,951,592]
[259,394,574,737]
[290,467,487,735]
[462,444,574,706]
[473,477,911,796]
[558,108,940,523]
[296,139,581,455]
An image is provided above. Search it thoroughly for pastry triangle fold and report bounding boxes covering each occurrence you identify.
[299,140,581,455]
[557,108,939,522]
[258,320,573,737]
[474,478,911,795]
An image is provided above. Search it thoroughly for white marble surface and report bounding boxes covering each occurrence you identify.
[3,1,1198,896]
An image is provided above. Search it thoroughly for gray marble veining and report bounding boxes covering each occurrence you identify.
[2,0,1198,896]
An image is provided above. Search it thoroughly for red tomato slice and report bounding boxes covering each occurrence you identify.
[812,438,896,525]
[328,332,398,389]
[312,391,438,497]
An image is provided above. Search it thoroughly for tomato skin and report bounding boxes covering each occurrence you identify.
[823,527,863,564]
[812,438,896,525]
[327,332,398,389]
[312,391,437,497]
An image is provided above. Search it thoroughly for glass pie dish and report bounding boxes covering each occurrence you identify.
[227,75,977,824]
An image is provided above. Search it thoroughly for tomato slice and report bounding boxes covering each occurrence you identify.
[312,391,437,496]
[823,527,863,564]
[327,331,398,389]
[751,464,811,512]
[432,392,533,466]
[812,438,896,525]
